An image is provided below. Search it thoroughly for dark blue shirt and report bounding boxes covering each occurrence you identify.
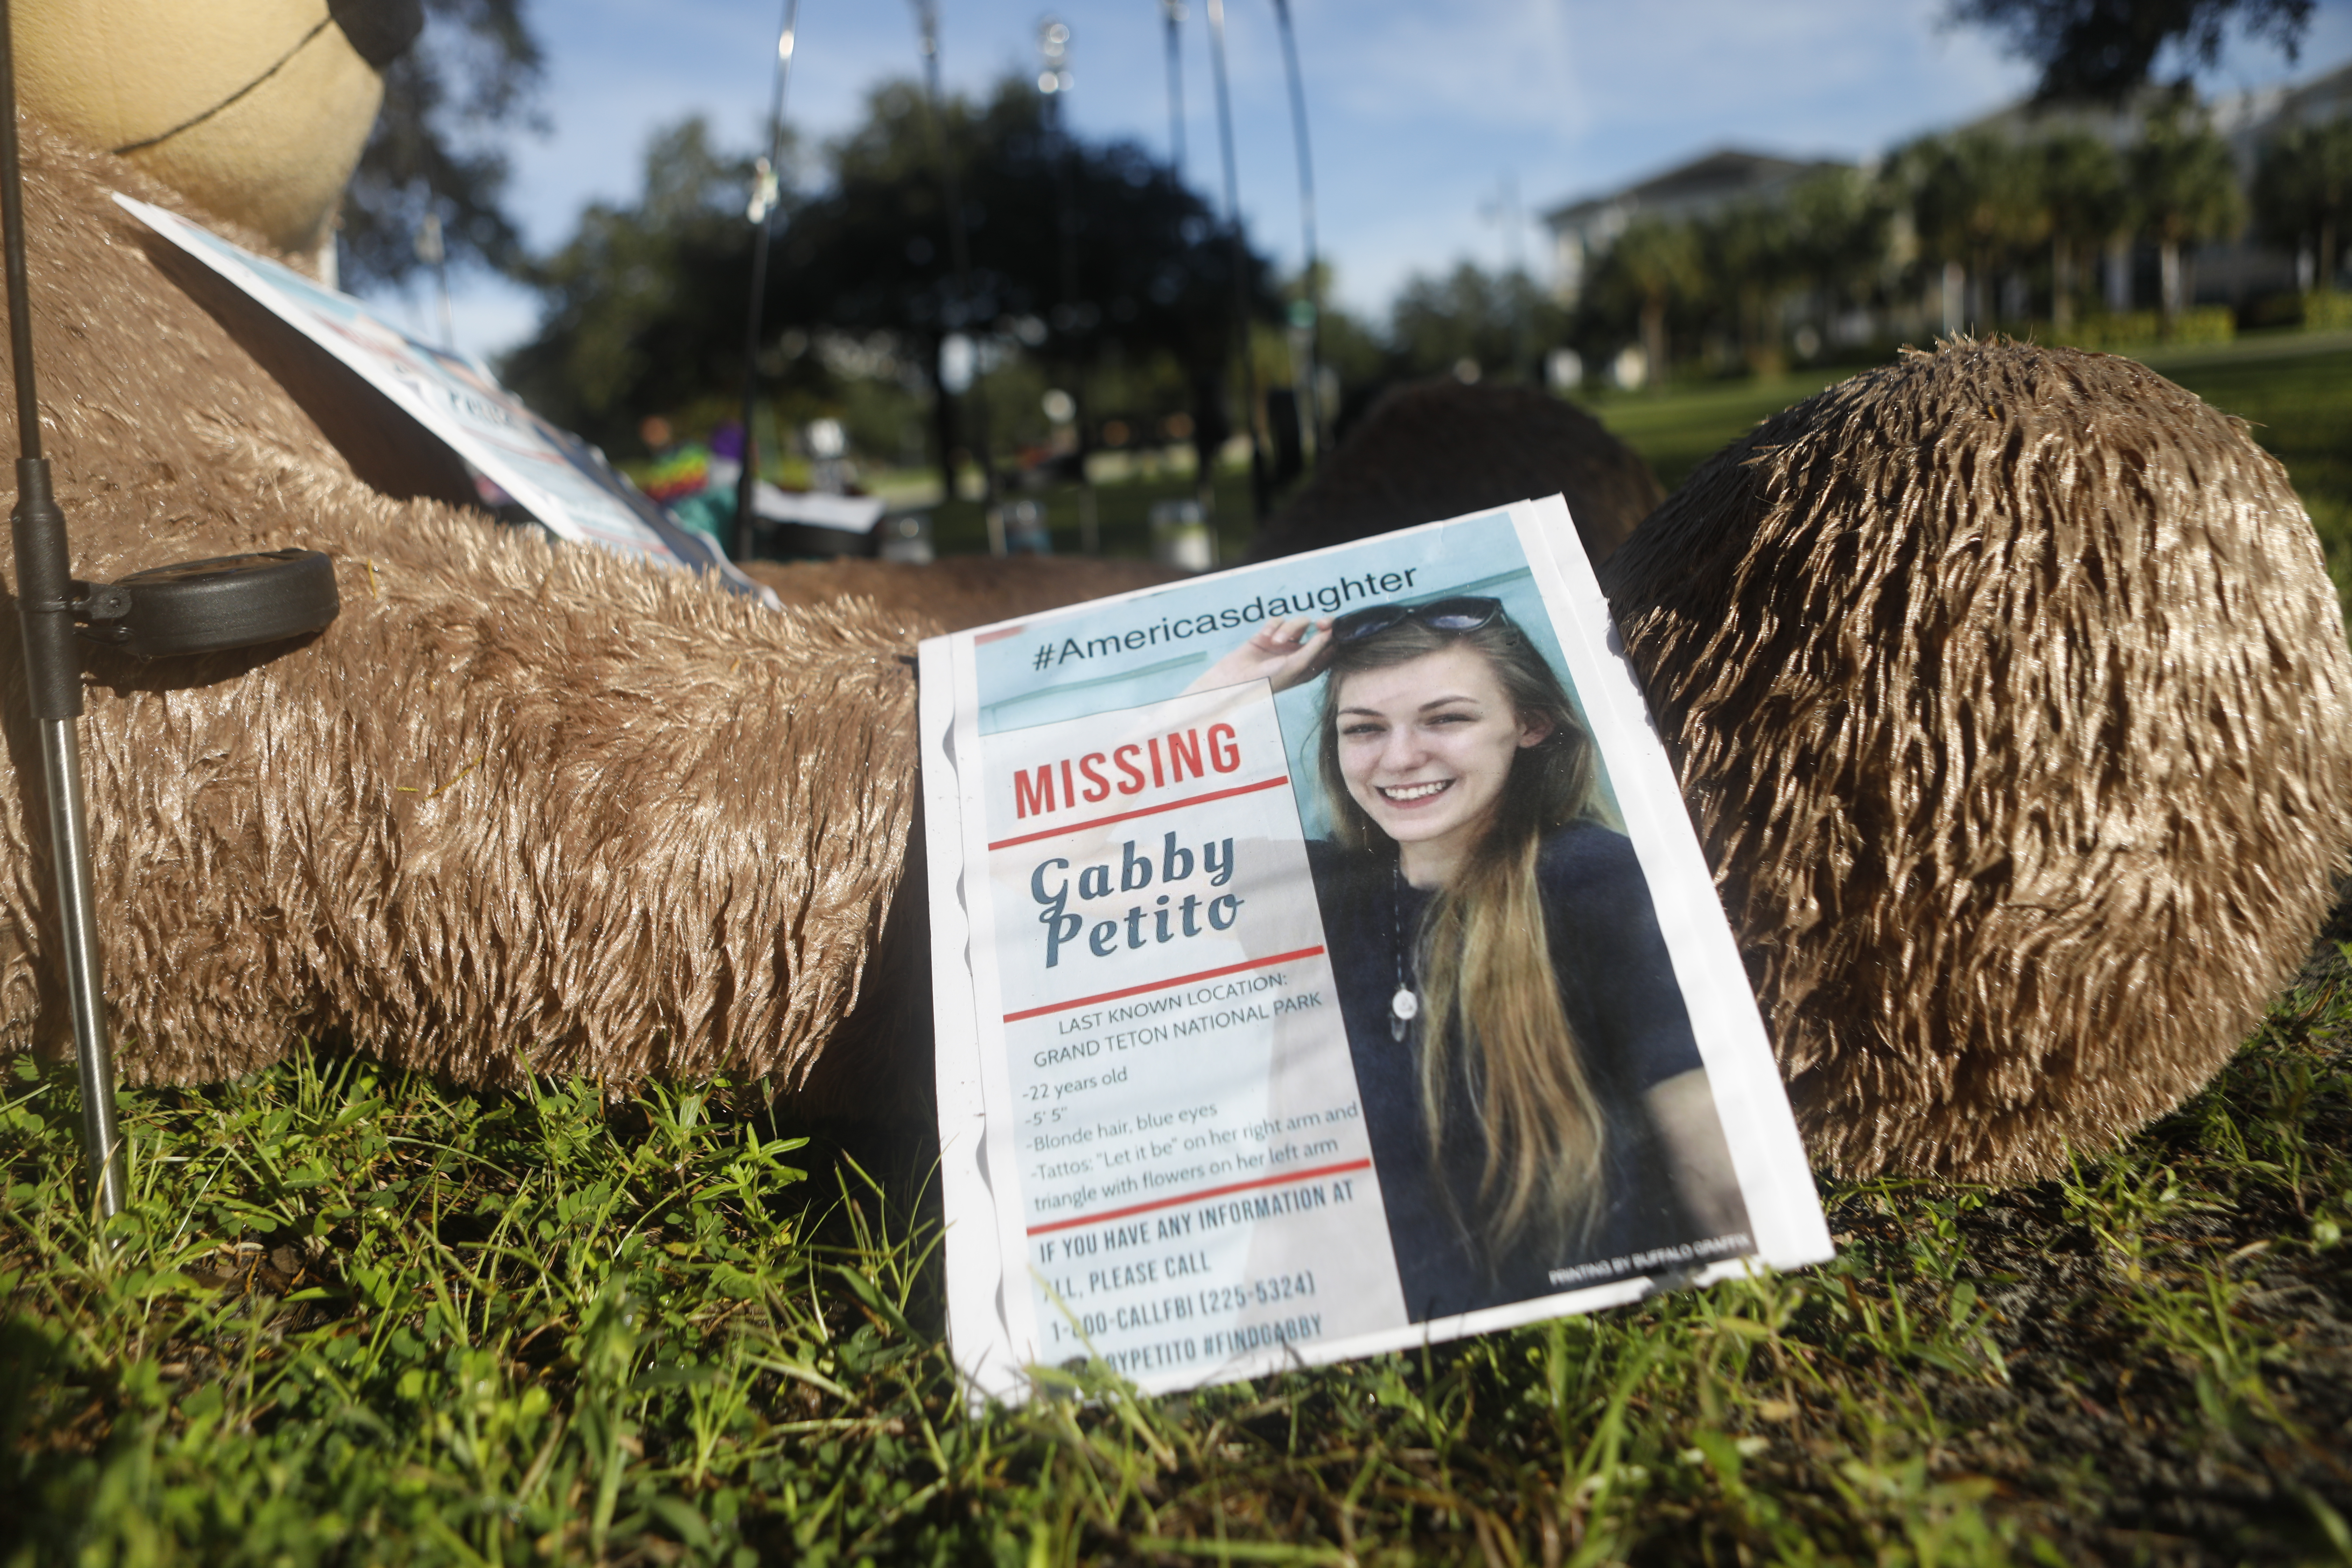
[1309,821,1707,1320]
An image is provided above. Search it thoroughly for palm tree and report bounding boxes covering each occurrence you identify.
[1785,167,1892,340]
[1597,216,1702,387]
[2130,92,2246,324]
[1895,131,2047,330]
[1698,202,1800,374]
[2252,112,2352,293]
[2037,131,2127,329]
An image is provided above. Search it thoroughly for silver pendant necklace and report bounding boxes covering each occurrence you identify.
[1390,857,1419,1041]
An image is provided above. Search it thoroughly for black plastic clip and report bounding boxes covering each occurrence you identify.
[68,579,133,646]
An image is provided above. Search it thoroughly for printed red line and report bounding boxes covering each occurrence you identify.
[1002,945,1324,1023]
[988,774,1290,850]
[1026,1157,1374,1236]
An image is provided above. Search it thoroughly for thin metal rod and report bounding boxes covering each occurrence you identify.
[1269,0,1321,462]
[912,0,997,516]
[1162,0,1186,177]
[1040,20,1095,552]
[0,0,125,1221]
[1203,0,1267,524]
[40,719,123,1219]
[0,0,38,462]
[733,0,801,564]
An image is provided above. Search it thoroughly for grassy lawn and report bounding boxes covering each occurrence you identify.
[4,965,2347,1564]
[1579,336,2352,611]
[917,332,2352,605]
[919,470,1264,566]
[7,345,2352,1563]
[2146,345,2352,613]
[1576,373,1852,495]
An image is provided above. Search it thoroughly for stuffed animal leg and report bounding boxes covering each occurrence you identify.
[1601,340,2352,1181]
[0,120,947,1107]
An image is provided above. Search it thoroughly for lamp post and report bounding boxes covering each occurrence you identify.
[1037,18,1098,553]
[1267,0,1322,463]
[1202,0,1267,525]
[414,208,454,352]
[732,0,800,565]
[1161,0,1187,177]
[911,0,997,522]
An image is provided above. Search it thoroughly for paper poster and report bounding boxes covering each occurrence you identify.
[923,498,1832,1402]
[115,194,771,603]
[984,680,1406,1374]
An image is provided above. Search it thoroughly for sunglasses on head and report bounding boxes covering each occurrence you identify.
[1329,596,1507,644]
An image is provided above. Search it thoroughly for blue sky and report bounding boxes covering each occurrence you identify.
[410,0,2352,360]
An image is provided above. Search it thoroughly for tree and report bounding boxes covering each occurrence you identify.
[775,77,1266,497]
[499,120,761,442]
[2252,113,2352,290]
[341,0,545,291]
[1696,202,1800,373]
[502,77,1270,493]
[2130,91,2246,320]
[1784,167,1894,325]
[1386,264,1564,384]
[2036,130,2128,325]
[1893,131,2047,327]
[1946,0,2312,103]
[1587,217,1702,386]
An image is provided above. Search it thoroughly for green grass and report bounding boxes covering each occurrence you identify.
[1577,372,1852,495]
[2151,345,2352,615]
[1579,338,2352,612]
[918,467,1265,567]
[6,951,2350,1563]
[8,348,2352,1562]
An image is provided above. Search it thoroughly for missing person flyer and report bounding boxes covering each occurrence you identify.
[114,194,769,603]
[921,497,1830,1402]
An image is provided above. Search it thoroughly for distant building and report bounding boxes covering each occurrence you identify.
[1541,149,1852,306]
[1538,56,2352,365]
[2185,58,2350,301]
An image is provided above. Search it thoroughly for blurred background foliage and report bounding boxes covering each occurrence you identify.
[325,0,2352,533]
[470,65,2352,519]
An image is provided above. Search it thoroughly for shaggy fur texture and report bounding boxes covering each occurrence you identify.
[0,120,1116,1107]
[1601,340,2352,1181]
[1248,380,1665,567]
[20,114,2336,1177]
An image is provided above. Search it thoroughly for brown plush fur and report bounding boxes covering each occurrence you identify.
[1248,379,1665,567]
[1601,340,2352,1181]
[21,114,2337,1178]
[0,119,1141,1107]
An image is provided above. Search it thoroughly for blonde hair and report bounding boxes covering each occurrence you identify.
[1316,614,1610,1253]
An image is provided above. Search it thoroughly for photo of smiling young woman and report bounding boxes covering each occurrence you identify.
[1188,603,1749,1320]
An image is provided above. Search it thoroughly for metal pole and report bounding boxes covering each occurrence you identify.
[1203,0,1268,524]
[414,208,454,351]
[1268,0,1322,462]
[0,0,124,1221]
[733,0,801,564]
[912,0,999,520]
[1162,0,1187,178]
[1038,20,1097,553]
